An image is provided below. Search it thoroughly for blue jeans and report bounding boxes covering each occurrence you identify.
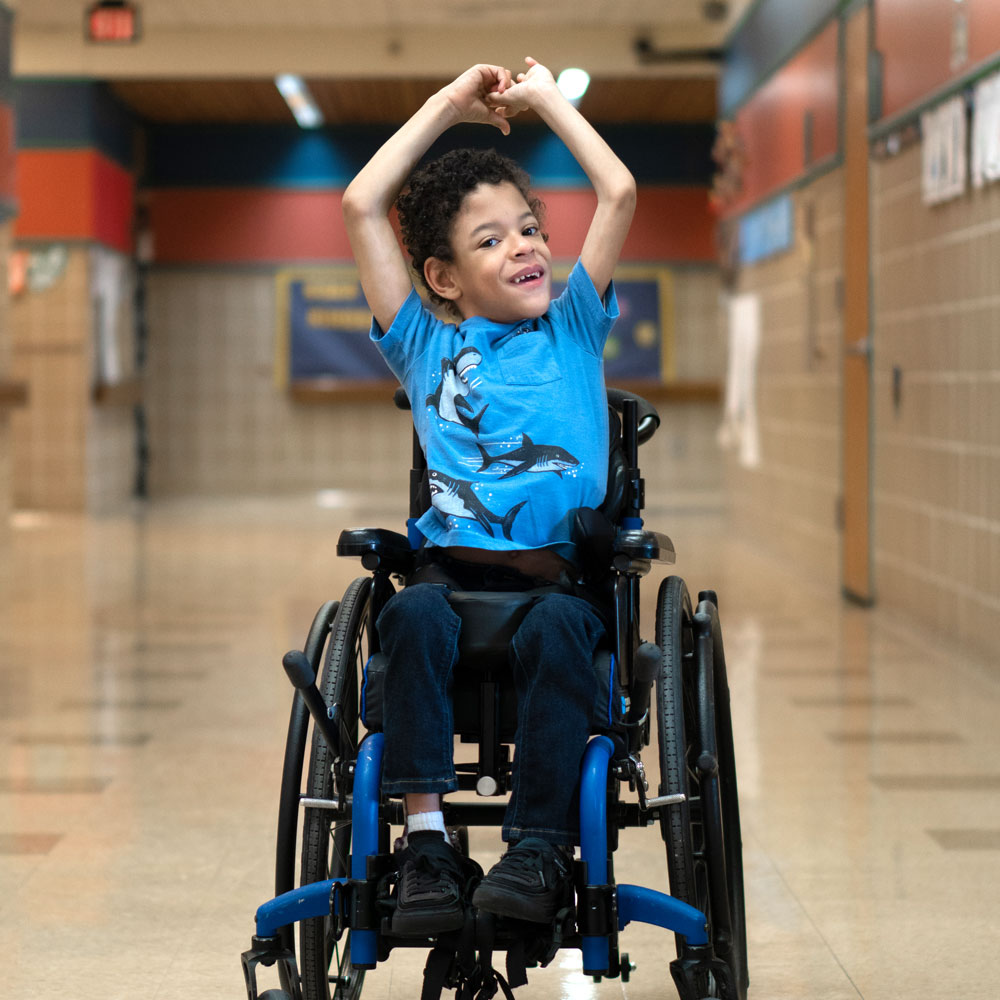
[376,570,606,846]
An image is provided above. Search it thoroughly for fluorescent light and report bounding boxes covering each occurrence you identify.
[275,73,324,129]
[557,67,590,105]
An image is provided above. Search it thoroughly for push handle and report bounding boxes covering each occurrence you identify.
[282,650,342,755]
[625,642,661,728]
[606,388,660,444]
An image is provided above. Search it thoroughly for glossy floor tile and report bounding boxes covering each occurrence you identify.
[1,492,998,999]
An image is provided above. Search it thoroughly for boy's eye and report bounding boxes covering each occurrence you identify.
[479,237,499,249]
[523,226,538,236]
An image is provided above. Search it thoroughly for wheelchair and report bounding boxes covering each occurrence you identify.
[242,388,749,1000]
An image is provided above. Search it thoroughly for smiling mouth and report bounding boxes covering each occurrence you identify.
[511,269,544,285]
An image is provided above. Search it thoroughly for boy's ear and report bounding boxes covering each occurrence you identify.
[423,257,462,303]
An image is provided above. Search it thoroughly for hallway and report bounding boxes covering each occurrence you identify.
[2,491,998,999]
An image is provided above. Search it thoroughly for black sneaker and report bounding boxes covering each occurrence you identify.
[391,831,481,937]
[472,838,573,923]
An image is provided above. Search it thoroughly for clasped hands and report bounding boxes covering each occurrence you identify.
[444,58,559,135]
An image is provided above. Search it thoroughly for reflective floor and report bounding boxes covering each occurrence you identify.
[1,491,998,999]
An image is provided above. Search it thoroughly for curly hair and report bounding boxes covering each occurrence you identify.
[396,148,547,313]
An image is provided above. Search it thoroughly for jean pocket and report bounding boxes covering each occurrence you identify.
[497,331,563,385]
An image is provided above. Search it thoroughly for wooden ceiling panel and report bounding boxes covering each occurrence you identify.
[109,76,718,125]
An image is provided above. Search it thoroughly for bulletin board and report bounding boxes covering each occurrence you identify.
[275,264,676,391]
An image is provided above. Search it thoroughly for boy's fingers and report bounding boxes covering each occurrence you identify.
[490,112,511,135]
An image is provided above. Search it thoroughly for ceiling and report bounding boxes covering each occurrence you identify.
[103,76,721,126]
[8,0,751,124]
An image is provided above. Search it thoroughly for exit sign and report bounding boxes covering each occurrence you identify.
[87,2,141,43]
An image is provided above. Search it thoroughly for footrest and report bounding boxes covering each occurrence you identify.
[254,877,349,937]
[617,884,708,945]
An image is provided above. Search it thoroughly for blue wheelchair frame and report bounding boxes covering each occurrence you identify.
[245,733,708,977]
[241,393,747,1000]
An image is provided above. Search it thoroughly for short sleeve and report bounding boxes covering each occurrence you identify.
[546,258,620,358]
[369,286,434,382]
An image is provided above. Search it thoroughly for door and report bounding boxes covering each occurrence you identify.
[841,1,874,604]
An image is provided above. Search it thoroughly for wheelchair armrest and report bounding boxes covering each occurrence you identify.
[337,528,416,574]
[612,529,676,574]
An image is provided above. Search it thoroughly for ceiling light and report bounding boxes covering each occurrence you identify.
[275,74,324,129]
[557,68,590,105]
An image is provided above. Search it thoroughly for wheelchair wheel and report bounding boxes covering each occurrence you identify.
[299,577,373,1000]
[655,576,748,1000]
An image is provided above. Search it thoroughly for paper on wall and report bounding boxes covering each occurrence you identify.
[972,70,1000,188]
[717,292,761,469]
[922,95,968,205]
[90,246,128,385]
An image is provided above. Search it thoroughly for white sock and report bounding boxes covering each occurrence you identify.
[406,810,447,838]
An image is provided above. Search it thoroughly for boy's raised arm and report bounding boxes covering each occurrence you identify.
[488,59,636,300]
[342,65,513,332]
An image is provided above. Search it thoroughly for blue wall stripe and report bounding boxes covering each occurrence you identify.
[144,121,714,188]
[0,6,11,81]
[721,0,846,116]
[15,79,135,169]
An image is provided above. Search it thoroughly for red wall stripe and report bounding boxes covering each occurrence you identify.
[92,155,134,253]
[148,185,715,265]
[729,19,840,214]
[878,0,1000,118]
[16,150,95,239]
[15,149,134,252]
[149,189,353,263]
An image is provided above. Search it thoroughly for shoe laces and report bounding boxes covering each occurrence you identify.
[498,841,567,886]
[399,838,480,893]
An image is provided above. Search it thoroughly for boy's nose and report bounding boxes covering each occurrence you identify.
[511,233,533,255]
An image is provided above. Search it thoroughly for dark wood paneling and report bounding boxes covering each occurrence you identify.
[110,75,718,125]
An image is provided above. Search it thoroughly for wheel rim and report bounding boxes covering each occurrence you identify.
[299,578,372,1000]
[656,577,746,998]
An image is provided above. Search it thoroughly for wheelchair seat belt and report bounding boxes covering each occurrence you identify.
[419,919,524,1000]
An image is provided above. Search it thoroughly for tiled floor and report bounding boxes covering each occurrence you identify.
[1,492,998,999]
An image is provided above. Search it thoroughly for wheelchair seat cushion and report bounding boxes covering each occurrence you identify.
[361,648,621,738]
[446,590,559,670]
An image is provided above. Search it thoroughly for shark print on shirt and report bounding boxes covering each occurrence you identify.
[476,433,580,479]
[428,470,526,540]
[425,347,489,436]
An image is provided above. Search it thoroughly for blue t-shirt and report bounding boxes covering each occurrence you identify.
[370,259,618,560]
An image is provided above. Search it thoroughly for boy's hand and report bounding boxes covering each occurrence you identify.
[486,57,559,118]
[440,64,515,134]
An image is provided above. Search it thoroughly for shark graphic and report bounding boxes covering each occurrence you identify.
[428,470,526,540]
[426,347,488,436]
[476,433,580,479]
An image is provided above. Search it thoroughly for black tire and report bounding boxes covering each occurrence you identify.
[655,577,748,1000]
[274,599,340,994]
[299,577,373,1000]
[655,577,697,915]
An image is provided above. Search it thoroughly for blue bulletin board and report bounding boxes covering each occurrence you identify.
[276,264,675,388]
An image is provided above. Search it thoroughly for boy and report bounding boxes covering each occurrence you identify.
[342,58,636,935]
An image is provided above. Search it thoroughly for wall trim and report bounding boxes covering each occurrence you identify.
[721,0,854,116]
[726,150,842,224]
[869,52,1000,141]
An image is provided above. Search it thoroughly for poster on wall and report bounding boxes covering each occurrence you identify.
[972,70,1000,188]
[275,264,676,389]
[717,292,761,469]
[737,195,794,265]
[921,95,968,204]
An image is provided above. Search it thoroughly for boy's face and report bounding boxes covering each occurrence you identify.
[427,181,552,324]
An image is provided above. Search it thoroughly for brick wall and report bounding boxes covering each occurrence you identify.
[725,169,845,582]
[871,143,1000,658]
